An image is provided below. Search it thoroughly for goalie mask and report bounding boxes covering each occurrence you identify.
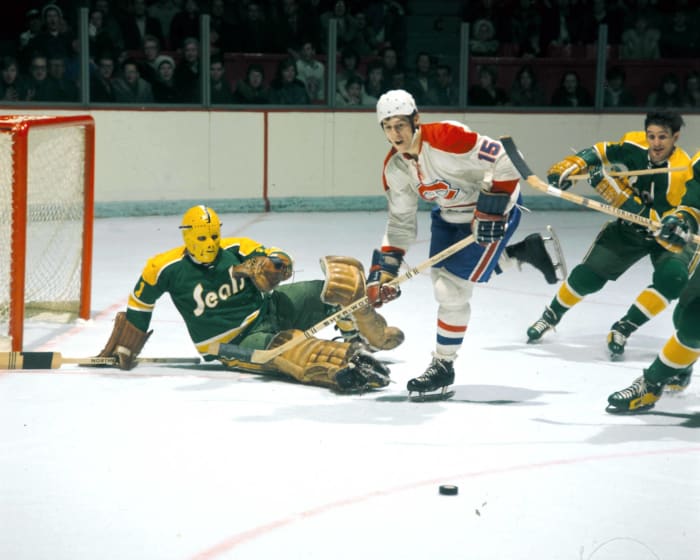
[180,205,221,264]
[376,89,418,125]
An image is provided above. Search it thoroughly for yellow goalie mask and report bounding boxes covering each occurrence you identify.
[180,205,221,264]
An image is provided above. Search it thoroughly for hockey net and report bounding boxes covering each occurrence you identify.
[0,115,95,351]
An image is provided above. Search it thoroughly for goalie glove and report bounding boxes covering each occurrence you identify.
[655,212,695,253]
[97,311,152,370]
[472,189,510,244]
[231,252,293,292]
[547,148,600,191]
[367,248,404,308]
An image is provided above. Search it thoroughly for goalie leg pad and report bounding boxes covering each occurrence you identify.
[97,311,152,370]
[319,255,366,306]
[353,306,405,351]
[267,329,354,389]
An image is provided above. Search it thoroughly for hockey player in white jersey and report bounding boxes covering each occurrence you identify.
[367,89,565,398]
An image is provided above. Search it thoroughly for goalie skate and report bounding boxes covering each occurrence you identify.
[407,358,455,401]
[335,348,391,394]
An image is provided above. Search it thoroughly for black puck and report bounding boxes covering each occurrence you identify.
[439,484,458,496]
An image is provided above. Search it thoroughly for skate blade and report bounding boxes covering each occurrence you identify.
[409,389,455,402]
[605,402,655,414]
[543,225,568,281]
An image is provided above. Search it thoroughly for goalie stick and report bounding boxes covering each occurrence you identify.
[0,352,200,370]
[500,136,700,245]
[210,234,477,364]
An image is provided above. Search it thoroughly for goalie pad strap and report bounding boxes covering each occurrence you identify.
[320,255,366,306]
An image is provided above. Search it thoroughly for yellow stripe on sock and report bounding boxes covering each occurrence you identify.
[634,288,669,319]
[556,281,583,308]
[658,333,700,369]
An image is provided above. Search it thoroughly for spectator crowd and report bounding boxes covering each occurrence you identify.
[0,0,698,108]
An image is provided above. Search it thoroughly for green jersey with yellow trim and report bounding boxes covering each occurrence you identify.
[125,237,287,351]
[592,130,692,219]
[679,151,700,229]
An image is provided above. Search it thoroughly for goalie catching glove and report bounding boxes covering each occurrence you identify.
[96,311,152,370]
[473,189,510,244]
[655,212,697,253]
[231,251,293,292]
[366,248,404,308]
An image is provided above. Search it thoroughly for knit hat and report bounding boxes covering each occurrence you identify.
[154,55,175,69]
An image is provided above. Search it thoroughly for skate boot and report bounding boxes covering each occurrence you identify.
[607,319,638,359]
[664,365,693,393]
[526,306,560,342]
[335,347,391,393]
[606,373,663,414]
[506,227,566,285]
[407,357,455,399]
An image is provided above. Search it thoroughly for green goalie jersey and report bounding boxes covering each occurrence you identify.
[125,237,284,354]
[591,130,693,220]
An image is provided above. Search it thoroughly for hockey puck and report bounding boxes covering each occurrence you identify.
[439,484,458,496]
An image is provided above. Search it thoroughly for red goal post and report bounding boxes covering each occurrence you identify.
[0,115,95,352]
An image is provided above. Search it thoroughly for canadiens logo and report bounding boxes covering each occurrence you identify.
[417,179,458,201]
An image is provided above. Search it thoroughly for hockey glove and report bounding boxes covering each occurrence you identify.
[366,248,404,308]
[655,213,694,253]
[97,311,152,370]
[588,165,645,214]
[547,148,600,191]
[473,189,510,244]
[231,252,293,292]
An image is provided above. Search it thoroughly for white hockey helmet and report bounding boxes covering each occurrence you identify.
[376,89,418,124]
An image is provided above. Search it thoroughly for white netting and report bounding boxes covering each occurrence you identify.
[0,118,88,348]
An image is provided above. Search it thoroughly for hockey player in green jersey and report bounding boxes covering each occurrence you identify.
[97,205,404,393]
[607,155,700,411]
[527,110,697,359]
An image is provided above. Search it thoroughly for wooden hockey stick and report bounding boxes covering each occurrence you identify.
[500,136,700,244]
[210,234,477,364]
[0,352,201,370]
[569,166,687,181]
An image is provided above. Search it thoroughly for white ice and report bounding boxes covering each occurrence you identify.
[1,210,699,560]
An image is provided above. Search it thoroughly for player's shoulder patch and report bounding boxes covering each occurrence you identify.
[142,246,186,285]
[420,121,477,154]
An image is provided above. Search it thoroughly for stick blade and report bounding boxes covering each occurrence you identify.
[500,136,534,180]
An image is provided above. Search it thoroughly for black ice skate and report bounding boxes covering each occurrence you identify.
[335,348,391,393]
[664,365,693,394]
[607,319,638,359]
[526,306,560,342]
[506,226,567,285]
[407,358,455,401]
[606,373,663,414]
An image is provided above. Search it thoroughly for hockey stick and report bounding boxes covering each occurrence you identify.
[210,234,477,364]
[500,136,700,244]
[569,166,687,181]
[0,352,201,370]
